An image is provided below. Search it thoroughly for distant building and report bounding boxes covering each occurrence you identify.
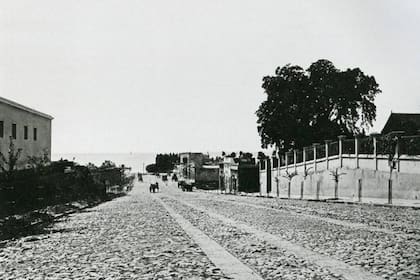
[178,152,207,181]
[195,164,219,189]
[219,154,259,193]
[381,113,420,135]
[178,152,220,188]
[219,156,238,193]
[0,96,53,169]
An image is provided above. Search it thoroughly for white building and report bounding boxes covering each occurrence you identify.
[0,96,53,169]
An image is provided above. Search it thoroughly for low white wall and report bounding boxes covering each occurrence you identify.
[260,156,420,202]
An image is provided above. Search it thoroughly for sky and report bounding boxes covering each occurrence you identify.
[1,0,419,154]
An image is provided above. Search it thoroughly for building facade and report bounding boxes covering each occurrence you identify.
[178,152,207,181]
[219,155,259,193]
[178,152,220,188]
[195,165,219,189]
[219,156,238,193]
[0,96,53,169]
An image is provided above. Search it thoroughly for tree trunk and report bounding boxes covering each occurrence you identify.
[300,181,304,199]
[334,180,338,199]
[316,181,320,200]
[388,167,393,204]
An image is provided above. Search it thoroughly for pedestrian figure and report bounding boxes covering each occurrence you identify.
[172,173,178,182]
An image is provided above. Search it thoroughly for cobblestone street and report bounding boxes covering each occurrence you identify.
[1,176,419,279]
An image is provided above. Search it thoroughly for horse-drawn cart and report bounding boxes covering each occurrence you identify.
[178,180,194,192]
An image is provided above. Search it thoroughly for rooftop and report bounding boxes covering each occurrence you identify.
[0,96,53,120]
[381,113,420,135]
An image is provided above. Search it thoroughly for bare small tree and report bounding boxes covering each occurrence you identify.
[381,133,403,204]
[301,167,313,199]
[0,137,22,180]
[330,168,346,199]
[275,176,280,197]
[282,170,298,199]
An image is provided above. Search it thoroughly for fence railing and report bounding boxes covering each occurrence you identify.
[328,141,339,156]
[262,133,420,172]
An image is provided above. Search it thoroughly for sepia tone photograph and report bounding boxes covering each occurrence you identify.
[0,1,419,279]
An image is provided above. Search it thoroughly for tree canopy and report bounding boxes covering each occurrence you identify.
[146,153,179,173]
[100,160,117,169]
[256,59,381,153]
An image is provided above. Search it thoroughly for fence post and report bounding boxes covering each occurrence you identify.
[325,140,331,170]
[371,133,379,171]
[285,152,289,172]
[338,135,346,168]
[358,179,362,202]
[302,147,307,200]
[266,158,271,196]
[275,152,280,198]
[355,137,359,169]
[259,161,262,196]
[294,149,297,172]
[313,144,318,172]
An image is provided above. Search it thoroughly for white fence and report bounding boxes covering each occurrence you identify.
[259,134,420,203]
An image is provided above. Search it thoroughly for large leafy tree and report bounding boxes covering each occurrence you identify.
[146,153,179,173]
[256,59,380,153]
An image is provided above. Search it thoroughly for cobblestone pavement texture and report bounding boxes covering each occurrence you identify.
[0,181,229,280]
[160,196,345,280]
[165,188,420,280]
[211,193,420,235]
[1,177,419,280]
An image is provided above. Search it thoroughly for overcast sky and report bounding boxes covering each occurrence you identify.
[1,0,419,153]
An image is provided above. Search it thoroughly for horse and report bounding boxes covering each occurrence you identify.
[149,182,159,193]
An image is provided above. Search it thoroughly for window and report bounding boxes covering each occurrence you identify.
[0,121,3,138]
[33,127,37,141]
[12,124,17,139]
[24,126,28,140]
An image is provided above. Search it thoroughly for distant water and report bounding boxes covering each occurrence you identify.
[52,153,156,172]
